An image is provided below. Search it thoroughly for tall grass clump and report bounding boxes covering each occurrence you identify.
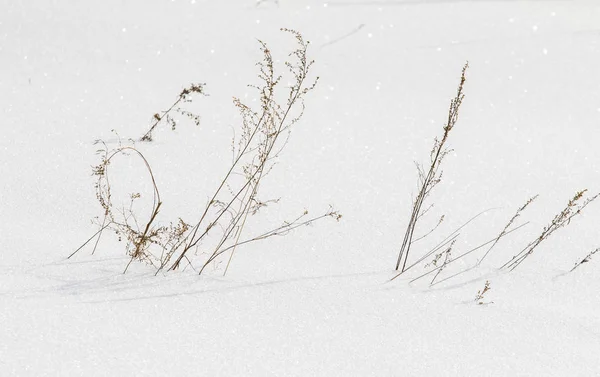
[395,63,468,273]
[390,63,598,285]
[72,29,341,275]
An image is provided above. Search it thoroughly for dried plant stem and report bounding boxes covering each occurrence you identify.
[502,190,599,271]
[477,195,538,266]
[390,221,528,284]
[396,208,495,277]
[223,207,251,276]
[396,62,469,272]
[475,280,492,305]
[72,145,163,265]
[91,214,109,255]
[167,153,263,272]
[412,215,445,244]
[69,221,111,259]
[221,180,258,276]
[429,240,455,285]
[570,247,600,272]
[140,84,206,142]
[199,209,339,275]
[140,97,183,142]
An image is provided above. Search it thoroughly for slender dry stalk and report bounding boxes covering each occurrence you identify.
[223,201,252,276]
[474,280,492,305]
[502,189,599,271]
[199,208,341,275]
[405,197,536,286]
[395,62,469,272]
[429,240,455,285]
[68,223,111,259]
[412,215,445,244]
[477,195,538,266]
[393,221,529,284]
[140,83,206,142]
[570,247,600,272]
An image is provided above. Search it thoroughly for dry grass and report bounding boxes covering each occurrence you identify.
[502,190,599,271]
[570,247,600,272]
[140,83,206,142]
[395,62,468,273]
[389,62,599,288]
[474,280,492,305]
[72,29,341,275]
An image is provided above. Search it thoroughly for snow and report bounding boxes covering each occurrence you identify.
[2,0,600,375]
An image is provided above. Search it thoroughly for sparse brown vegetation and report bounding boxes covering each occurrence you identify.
[570,247,600,272]
[475,280,492,305]
[71,36,597,288]
[395,62,468,273]
[389,63,598,288]
[140,83,206,142]
[502,190,599,271]
[72,29,341,275]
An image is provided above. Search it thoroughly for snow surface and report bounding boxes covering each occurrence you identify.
[2,0,600,375]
